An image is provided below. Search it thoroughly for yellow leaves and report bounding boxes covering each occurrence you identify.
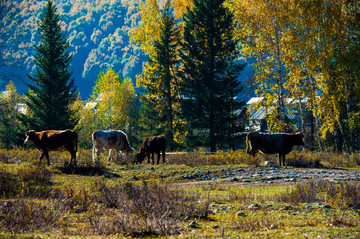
[130,0,161,58]
[172,0,193,19]
[86,68,137,130]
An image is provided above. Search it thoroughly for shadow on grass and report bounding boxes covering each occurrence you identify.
[56,165,121,178]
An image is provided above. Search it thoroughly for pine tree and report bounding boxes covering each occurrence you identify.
[20,0,78,130]
[137,0,181,150]
[152,0,180,149]
[180,0,245,151]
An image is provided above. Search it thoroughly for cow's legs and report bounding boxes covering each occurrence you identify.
[69,150,77,166]
[39,153,45,164]
[282,155,286,166]
[65,145,77,166]
[156,152,160,165]
[44,151,50,166]
[147,153,151,164]
[92,146,99,162]
[151,152,155,164]
[278,154,281,166]
[279,154,285,166]
[162,150,165,164]
[93,147,102,165]
[108,149,114,161]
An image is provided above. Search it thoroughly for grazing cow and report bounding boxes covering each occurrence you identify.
[134,135,166,164]
[246,132,305,166]
[92,130,134,163]
[24,129,78,166]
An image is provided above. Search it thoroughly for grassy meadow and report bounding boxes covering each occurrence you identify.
[0,148,360,238]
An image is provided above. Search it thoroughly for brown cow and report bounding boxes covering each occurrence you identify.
[24,129,78,166]
[134,135,166,164]
[246,132,304,166]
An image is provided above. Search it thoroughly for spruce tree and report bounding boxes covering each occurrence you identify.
[139,0,180,149]
[180,0,245,151]
[20,0,78,130]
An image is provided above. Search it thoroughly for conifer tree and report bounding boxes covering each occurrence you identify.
[20,0,78,130]
[180,0,245,151]
[136,0,181,150]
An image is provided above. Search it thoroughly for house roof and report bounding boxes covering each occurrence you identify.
[246,97,302,121]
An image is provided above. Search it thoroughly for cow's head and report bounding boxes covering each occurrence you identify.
[294,132,305,146]
[24,130,36,145]
[133,152,145,164]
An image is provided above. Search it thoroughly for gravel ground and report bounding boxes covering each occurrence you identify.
[181,166,360,185]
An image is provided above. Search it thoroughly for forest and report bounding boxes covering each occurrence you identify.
[1,0,360,153]
[0,0,146,97]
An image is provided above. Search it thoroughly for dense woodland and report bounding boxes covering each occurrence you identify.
[1,0,360,153]
[0,0,145,97]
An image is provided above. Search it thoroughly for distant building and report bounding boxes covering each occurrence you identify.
[242,97,307,132]
[0,90,27,115]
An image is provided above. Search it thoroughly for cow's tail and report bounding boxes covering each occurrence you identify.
[246,132,252,154]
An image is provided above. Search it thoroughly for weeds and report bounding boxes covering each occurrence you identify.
[89,181,210,236]
[0,198,63,233]
[286,151,322,167]
[0,163,52,198]
[276,180,360,208]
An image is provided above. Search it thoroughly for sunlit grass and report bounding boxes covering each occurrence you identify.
[0,148,359,238]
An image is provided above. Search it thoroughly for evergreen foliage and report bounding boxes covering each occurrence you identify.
[180,0,245,151]
[139,0,180,150]
[20,0,78,131]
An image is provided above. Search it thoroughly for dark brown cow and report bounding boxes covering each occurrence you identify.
[134,135,166,164]
[24,129,78,166]
[246,132,304,166]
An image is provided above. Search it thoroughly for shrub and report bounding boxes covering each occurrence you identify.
[0,163,52,198]
[89,181,210,236]
[166,149,252,165]
[0,166,19,197]
[286,151,322,168]
[276,180,360,208]
[0,198,64,233]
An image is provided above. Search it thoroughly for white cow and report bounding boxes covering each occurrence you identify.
[92,130,134,164]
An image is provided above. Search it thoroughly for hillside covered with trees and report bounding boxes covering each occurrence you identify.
[1,0,146,98]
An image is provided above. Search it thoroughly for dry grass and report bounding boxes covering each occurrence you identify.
[275,180,360,208]
[0,148,359,238]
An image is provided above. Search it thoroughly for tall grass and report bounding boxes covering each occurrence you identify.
[1,148,360,168]
[276,180,360,208]
[0,163,52,198]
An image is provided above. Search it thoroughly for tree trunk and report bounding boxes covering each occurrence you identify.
[273,3,286,125]
[309,76,323,152]
[337,119,351,154]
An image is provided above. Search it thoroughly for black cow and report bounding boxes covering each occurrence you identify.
[24,129,78,166]
[246,132,305,166]
[134,135,166,164]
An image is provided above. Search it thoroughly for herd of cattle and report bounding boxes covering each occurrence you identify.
[23,129,305,166]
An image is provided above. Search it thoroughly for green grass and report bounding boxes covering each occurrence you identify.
[0,148,359,238]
